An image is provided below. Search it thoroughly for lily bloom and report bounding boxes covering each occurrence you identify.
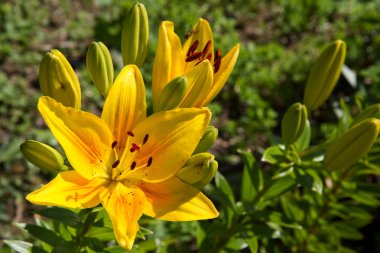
[152,18,240,111]
[27,65,218,249]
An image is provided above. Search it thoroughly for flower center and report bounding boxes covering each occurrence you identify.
[185,40,222,73]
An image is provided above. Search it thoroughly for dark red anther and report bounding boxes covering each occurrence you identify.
[147,157,153,167]
[111,141,117,149]
[142,134,149,145]
[187,40,199,57]
[214,49,222,73]
[112,160,120,168]
[202,40,212,58]
[205,53,212,61]
[130,143,140,152]
[131,161,137,170]
[186,52,203,62]
[127,131,134,137]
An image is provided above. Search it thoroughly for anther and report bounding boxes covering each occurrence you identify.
[187,40,199,56]
[202,40,212,58]
[214,49,222,73]
[111,141,117,149]
[205,53,212,61]
[131,161,137,170]
[112,160,120,168]
[143,134,149,145]
[127,131,134,137]
[147,157,153,167]
[186,52,203,62]
[130,143,140,152]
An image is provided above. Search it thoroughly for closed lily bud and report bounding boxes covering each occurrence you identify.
[325,118,380,171]
[121,2,149,67]
[351,104,380,127]
[304,40,346,110]
[193,126,218,154]
[176,152,218,190]
[156,75,187,111]
[281,103,308,147]
[39,49,81,109]
[20,140,68,172]
[86,41,114,97]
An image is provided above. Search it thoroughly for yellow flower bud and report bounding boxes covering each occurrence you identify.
[156,75,187,111]
[281,103,308,147]
[193,126,218,154]
[325,118,380,171]
[20,140,68,172]
[39,49,81,109]
[176,152,218,190]
[351,104,380,127]
[86,41,114,97]
[304,40,346,110]
[121,2,149,67]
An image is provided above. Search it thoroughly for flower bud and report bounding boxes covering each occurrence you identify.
[304,40,346,110]
[193,126,218,154]
[121,2,149,67]
[39,49,81,109]
[156,75,187,111]
[325,118,380,171]
[351,104,380,127]
[86,41,114,97]
[20,140,68,172]
[281,103,308,147]
[176,152,218,190]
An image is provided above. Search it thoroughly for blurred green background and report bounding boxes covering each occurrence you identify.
[2,0,380,251]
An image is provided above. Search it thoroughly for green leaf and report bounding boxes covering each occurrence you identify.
[86,226,115,241]
[295,119,311,151]
[239,150,260,203]
[244,236,258,253]
[34,207,81,227]
[3,240,32,253]
[24,224,61,246]
[82,237,104,252]
[296,168,323,194]
[51,241,80,253]
[215,171,235,204]
[334,222,363,240]
[225,237,248,251]
[350,191,380,206]
[262,146,286,164]
[262,176,296,200]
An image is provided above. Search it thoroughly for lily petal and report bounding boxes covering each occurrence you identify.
[38,96,113,180]
[102,65,146,155]
[102,183,145,250]
[152,21,184,111]
[183,18,214,73]
[141,176,218,221]
[126,108,211,182]
[178,60,214,108]
[26,171,105,209]
[201,44,240,106]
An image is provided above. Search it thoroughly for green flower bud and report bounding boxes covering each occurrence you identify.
[351,104,380,127]
[176,152,218,190]
[193,126,218,154]
[86,41,114,97]
[121,2,149,67]
[304,40,346,110]
[281,103,308,147]
[39,49,81,109]
[325,118,380,171]
[20,140,68,172]
[157,76,187,111]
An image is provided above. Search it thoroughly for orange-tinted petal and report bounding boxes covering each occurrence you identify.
[26,171,105,209]
[38,96,113,180]
[102,183,145,250]
[101,65,146,155]
[141,176,218,221]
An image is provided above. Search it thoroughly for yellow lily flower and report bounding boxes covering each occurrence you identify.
[152,18,240,111]
[26,65,218,250]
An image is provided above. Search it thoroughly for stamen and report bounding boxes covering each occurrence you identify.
[130,143,140,152]
[111,141,117,149]
[131,161,137,170]
[214,49,222,73]
[147,157,153,167]
[143,134,149,145]
[187,40,199,57]
[205,53,212,61]
[186,52,202,62]
[202,40,212,58]
[112,160,120,168]
[127,131,134,137]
